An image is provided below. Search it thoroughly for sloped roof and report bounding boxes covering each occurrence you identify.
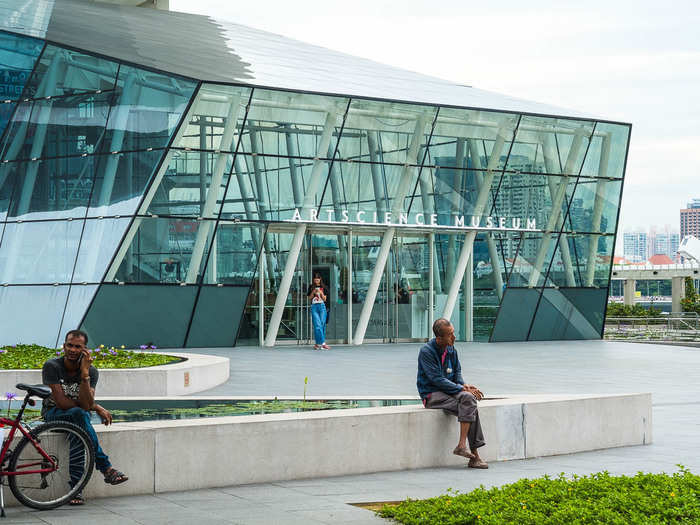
[0,0,605,120]
[648,254,675,265]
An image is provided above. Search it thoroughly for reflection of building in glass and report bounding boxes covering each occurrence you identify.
[0,1,630,348]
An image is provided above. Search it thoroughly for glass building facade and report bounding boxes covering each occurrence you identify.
[0,1,630,348]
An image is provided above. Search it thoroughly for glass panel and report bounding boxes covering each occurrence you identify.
[112,217,211,284]
[202,222,263,285]
[3,155,97,220]
[0,91,112,162]
[564,177,622,234]
[310,232,347,342]
[186,286,248,347]
[490,172,551,231]
[25,45,119,99]
[392,234,430,340]
[528,288,604,340]
[0,220,83,284]
[58,284,98,338]
[0,285,68,347]
[88,148,164,217]
[80,284,196,348]
[73,218,131,283]
[490,287,540,342]
[174,84,251,151]
[100,64,196,152]
[351,233,386,341]
[148,149,233,217]
[580,123,630,180]
[0,31,43,101]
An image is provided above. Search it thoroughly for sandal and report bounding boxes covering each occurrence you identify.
[103,467,129,485]
[452,446,475,459]
[69,492,85,505]
[468,458,489,469]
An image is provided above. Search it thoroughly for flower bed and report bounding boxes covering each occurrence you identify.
[0,343,180,370]
[378,469,700,524]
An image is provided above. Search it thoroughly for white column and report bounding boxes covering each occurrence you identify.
[465,252,473,341]
[586,134,611,286]
[442,124,513,321]
[367,131,387,216]
[264,110,339,347]
[353,116,427,345]
[259,245,265,346]
[672,276,685,314]
[541,133,576,287]
[528,127,589,288]
[623,279,636,306]
[185,94,242,283]
[284,128,303,208]
[429,232,434,338]
[347,230,353,344]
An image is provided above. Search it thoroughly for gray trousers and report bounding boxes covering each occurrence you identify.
[425,390,486,449]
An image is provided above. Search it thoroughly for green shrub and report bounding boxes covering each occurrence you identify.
[378,469,700,524]
[0,343,180,369]
[606,303,662,318]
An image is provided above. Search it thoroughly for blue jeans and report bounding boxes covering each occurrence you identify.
[311,302,327,345]
[45,407,112,476]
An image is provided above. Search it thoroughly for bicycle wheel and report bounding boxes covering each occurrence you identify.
[8,421,95,510]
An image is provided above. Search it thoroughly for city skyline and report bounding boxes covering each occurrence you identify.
[170,0,699,236]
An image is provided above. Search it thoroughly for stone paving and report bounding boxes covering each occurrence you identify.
[4,340,699,524]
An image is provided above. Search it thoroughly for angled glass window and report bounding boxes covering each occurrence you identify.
[0,31,43,100]
[173,84,251,152]
[0,220,83,284]
[201,221,263,285]
[58,284,98,339]
[24,45,118,99]
[528,288,606,340]
[88,148,164,217]
[73,218,131,283]
[111,217,213,284]
[490,287,540,342]
[100,64,196,153]
[489,172,551,230]
[0,91,113,161]
[147,149,233,218]
[0,285,68,347]
[580,123,630,180]
[185,286,249,347]
[3,155,97,220]
[563,177,622,234]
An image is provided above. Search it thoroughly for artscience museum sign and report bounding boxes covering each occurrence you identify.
[289,208,539,232]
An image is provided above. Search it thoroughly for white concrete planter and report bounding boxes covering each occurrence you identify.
[0,352,229,396]
[2,392,649,503]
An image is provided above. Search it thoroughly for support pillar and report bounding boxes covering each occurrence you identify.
[672,276,685,314]
[585,134,611,286]
[623,279,636,306]
[347,230,353,344]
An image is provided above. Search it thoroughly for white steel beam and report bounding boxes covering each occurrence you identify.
[353,116,427,345]
[586,134,611,286]
[527,127,589,288]
[264,110,339,347]
[185,94,242,283]
[441,125,513,321]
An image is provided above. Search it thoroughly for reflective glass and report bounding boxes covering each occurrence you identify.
[0,91,113,161]
[100,64,196,152]
[564,177,623,234]
[0,285,68,347]
[0,31,43,98]
[73,218,131,283]
[186,286,249,347]
[489,172,551,230]
[505,233,554,288]
[24,45,118,99]
[490,288,539,342]
[3,155,97,220]
[201,222,262,285]
[174,84,251,151]
[528,288,606,340]
[112,217,212,284]
[0,220,83,284]
[81,284,196,348]
[148,149,233,217]
[58,284,98,338]
[580,123,630,180]
[88,148,164,217]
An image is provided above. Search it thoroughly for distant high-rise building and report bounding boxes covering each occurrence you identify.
[681,199,700,240]
[651,231,680,261]
[623,232,648,262]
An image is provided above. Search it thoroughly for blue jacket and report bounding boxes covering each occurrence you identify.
[416,338,464,400]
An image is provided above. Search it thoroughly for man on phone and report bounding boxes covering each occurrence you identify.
[42,329,128,505]
[417,318,488,469]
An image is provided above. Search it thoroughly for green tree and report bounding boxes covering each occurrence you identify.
[681,277,700,314]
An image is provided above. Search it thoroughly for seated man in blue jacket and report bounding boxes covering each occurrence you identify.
[417,318,488,468]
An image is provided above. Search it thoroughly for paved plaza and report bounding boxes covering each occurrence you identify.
[5,340,699,523]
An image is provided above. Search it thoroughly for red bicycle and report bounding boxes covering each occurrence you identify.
[0,383,95,514]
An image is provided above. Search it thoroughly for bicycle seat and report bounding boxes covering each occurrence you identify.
[16,383,51,399]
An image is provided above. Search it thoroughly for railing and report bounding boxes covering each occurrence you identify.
[604,314,700,341]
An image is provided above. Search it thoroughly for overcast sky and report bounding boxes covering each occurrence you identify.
[171,0,699,240]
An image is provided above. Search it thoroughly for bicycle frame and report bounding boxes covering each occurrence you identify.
[0,396,56,477]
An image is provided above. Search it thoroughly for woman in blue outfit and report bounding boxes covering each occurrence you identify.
[307,273,330,350]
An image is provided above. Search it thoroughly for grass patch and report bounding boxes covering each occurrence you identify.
[378,469,700,524]
[0,344,180,370]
